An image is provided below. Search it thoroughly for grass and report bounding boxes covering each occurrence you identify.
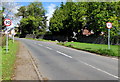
[58,42,119,57]
[1,39,19,80]
[0,46,2,81]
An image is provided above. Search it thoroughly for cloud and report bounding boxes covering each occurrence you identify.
[11,5,20,14]
[46,4,56,26]
[3,2,22,28]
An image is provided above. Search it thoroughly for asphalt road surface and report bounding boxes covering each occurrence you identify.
[17,38,118,80]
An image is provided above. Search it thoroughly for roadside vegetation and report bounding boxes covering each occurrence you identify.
[49,2,120,39]
[0,37,2,81]
[58,42,119,57]
[1,38,19,80]
[26,38,119,57]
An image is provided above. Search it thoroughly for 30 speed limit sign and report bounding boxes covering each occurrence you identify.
[106,22,112,29]
[4,19,12,26]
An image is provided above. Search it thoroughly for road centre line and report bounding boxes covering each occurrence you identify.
[56,51,72,58]
[57,46,118,78]
[32,40,118,79]
[38,44,43,46]
[79,60,119,79]
[34,42,36,44]
[46,47,53,50]
[111,58,118,60]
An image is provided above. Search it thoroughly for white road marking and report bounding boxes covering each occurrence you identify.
[38,44,43,46]
[79,60,119,79]
[46,47,53,50]
[112,58,118,60]
[56,51,72,58]
[58,45,118,60]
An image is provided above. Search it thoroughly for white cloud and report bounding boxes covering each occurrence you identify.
[11,5,20,14]
[3,2,22,28]
[46,4,56,26]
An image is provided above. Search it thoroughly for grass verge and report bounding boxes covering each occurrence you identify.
[58,42,119,57]
[0,46,2,81]
[1,39,19,80]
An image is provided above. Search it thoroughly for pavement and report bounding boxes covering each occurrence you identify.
[15,38,118,80]
[13,41,42,80]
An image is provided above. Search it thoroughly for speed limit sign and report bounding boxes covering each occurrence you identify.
[4,19,12,26]
[106,22,112,29]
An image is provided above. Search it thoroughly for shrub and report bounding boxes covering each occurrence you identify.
[67,44,74,47]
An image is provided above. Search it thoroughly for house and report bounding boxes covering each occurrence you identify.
[82,28,94,36]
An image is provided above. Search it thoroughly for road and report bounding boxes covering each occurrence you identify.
[17,38,118,80]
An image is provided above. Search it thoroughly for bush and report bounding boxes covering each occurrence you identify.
[57,42,65,46]
[67,44,74,47]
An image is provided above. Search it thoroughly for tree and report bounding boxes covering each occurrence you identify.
[84,2,119,36]
[16,2,47,38]
[16,6,27,18]
[0,9,4,30]
[49,1,119,41]
[49,2,79,38]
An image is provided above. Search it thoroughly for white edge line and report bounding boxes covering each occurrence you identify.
[58,45,118,61]
[79,60,119,79]
[56,51,72,58]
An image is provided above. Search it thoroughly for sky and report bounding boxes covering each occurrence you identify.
[17,2,61,26]
[43,2,61,26]
[2,1,62,28]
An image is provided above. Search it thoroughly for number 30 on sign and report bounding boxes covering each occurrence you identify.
[106,22,112,29]
[4,19,12,26]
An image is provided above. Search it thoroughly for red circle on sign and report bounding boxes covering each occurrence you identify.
[106,22,112,29]
[4,19,12,26]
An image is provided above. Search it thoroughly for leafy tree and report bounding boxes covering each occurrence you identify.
[17,2,47,38]
[0,10,4,30]
[49,1,119,39]
[49,2,79,38]
[16,6,27,18]
[84,2,119,36]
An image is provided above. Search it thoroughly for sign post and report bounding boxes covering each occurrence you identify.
[4,19,12,53]
[11,29,15,43]
[106,22,112,49]
[6,31,8,53]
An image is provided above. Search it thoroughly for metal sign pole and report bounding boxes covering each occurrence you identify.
[13,35,14,43]
[106,22,112,49]
[108,29,110,49]
[6,29,8,53]
[4,19,12,53]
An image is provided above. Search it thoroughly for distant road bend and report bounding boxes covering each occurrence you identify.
[17,38,118,80]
